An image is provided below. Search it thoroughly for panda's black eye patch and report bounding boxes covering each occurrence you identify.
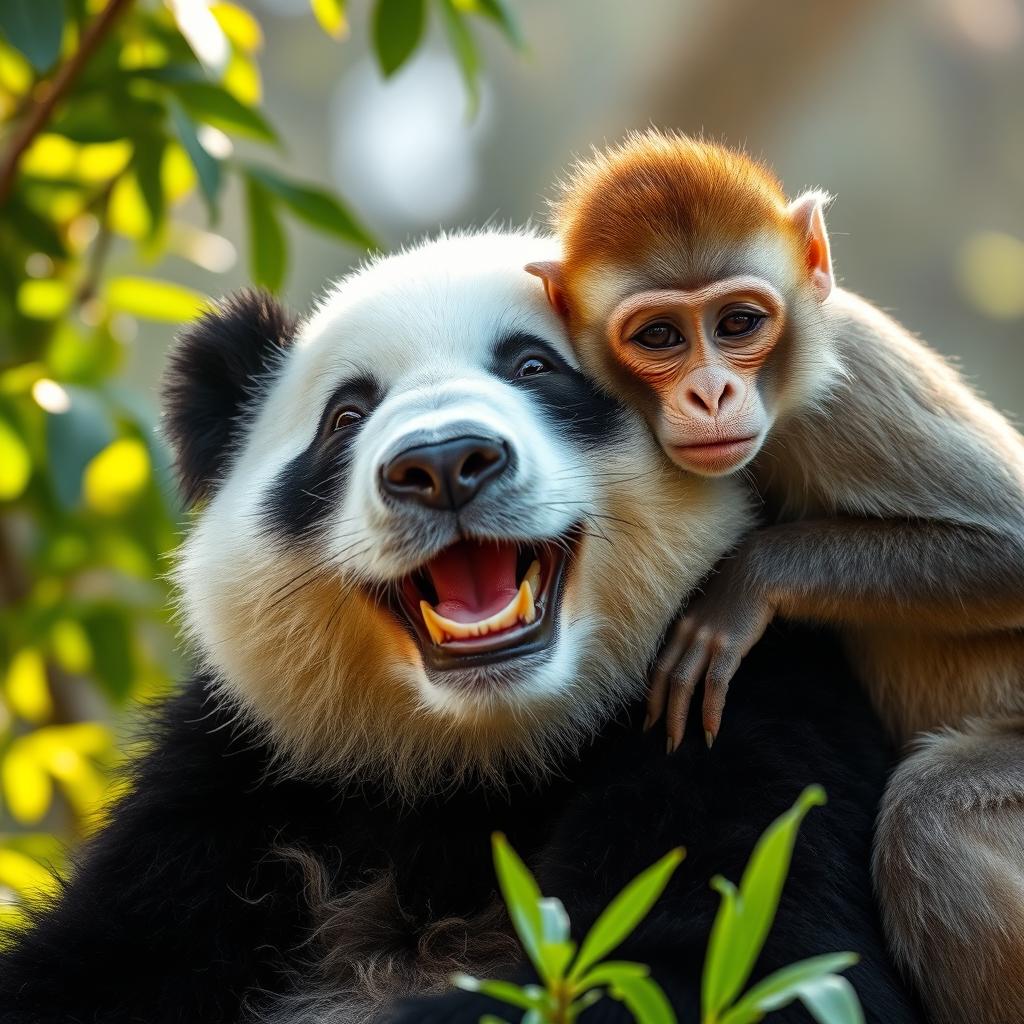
[264,373,383,540]
[489,330,626,447]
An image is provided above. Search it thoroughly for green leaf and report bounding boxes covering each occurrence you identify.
[372,0,426,77]
[45,388,115,508]
[609,974,676,1024]
[492,833,546,978]
[161,79,277,143]
[472,0,523,47]
[82,606,134,703]
[438,0,480,115]
[245,174,288,292]
[169,102,222,221]
[702,786,826,1018]
[105,277,211,322]
[453,975,545,1011]
[0,0,63,71]
[311,0,347,39]
[245,165,376,249]
[132,138,168,242]
[796,975,864,1024]
[571,848,684,980]
[720,954,859,1024]
[576,961,649,991]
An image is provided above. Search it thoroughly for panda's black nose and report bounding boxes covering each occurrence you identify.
[381,435,510,511]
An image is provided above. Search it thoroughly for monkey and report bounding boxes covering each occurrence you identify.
[524,131,1024,1024]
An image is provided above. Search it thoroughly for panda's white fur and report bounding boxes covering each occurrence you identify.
[174,229,751,796]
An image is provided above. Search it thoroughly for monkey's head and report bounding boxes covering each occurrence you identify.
[527,131,843,477]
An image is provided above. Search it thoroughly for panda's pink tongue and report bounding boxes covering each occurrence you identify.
[425,540,520,624]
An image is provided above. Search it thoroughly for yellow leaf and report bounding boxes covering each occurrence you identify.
[4,649,52,724]
[0,41,32,96]
[17,279,71,319]
[105,277,210,322]
[109,173,150,240]
[83,438,151,515]
[1,744,53,824]
[163,142,197,204]
[50,618,93,674]
[311,0,348,39]
[223,49,261,105]
[0,418,31,501]
[21,134,77,179]
[50,722,113,757]
[19,136,132,184]
[77,140,133,183]
[0,849,55,897]
[211,2,263,52]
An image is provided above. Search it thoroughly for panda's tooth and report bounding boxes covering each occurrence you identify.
[524,559,542,598]
[516,578,537,624]
[420,601,447,645]
[419,579,538,645]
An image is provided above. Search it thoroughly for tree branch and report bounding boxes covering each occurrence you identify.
[0,0,135,207]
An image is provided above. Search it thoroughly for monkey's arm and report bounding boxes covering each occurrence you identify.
[746,516,1024,631]
[651,516,1024,748]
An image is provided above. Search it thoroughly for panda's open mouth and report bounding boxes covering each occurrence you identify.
[396,533,577,671]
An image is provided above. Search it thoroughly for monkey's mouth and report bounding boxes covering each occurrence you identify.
[396,533,577,672]
[671,434,759,472]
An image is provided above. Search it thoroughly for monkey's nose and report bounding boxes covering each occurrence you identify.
[682,368,738,418]
[380,435,510,510]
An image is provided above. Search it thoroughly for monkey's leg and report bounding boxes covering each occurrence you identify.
[873,715,1024,1024]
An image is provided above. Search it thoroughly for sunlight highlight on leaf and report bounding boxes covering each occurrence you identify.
[83,438,152,515]
[0,418,31,500]
[4,649,53,724]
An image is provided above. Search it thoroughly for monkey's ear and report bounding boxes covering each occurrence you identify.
[787,191,834,301]
[525,260,571,321]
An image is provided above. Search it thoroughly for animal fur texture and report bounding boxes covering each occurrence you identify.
[545,131,1024,1024]
[0,231,922,1024]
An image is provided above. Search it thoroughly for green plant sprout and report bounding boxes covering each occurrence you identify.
[457,785,864,1024]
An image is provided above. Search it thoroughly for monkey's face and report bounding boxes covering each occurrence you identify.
[602,275,786,476]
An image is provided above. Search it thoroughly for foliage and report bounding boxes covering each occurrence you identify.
[0,0,520,927]
[461,787,863,1024]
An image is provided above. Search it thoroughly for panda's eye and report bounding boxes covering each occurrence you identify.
[331,408,364,431]
[514,356,552,379]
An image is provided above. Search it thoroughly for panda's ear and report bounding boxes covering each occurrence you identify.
[162,289,297,506]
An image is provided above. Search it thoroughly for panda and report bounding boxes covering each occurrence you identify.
[0,231,923,1023]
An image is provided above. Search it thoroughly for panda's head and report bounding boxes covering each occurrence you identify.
[167,230,749,794]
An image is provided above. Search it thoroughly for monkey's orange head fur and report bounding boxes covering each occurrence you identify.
[548,131,826,327]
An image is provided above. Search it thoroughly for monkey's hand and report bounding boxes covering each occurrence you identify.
[649,554,775,752]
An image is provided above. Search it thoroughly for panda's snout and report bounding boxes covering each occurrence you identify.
[379,434,510,511]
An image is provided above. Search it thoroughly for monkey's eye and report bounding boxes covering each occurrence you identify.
[514,356,552,378]
[716,311,765,339]
[331,408,364,431]
[631,322,684,350]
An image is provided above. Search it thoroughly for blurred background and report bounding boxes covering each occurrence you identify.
[1,0,1022,921]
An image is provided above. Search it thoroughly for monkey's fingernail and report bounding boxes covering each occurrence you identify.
[666,736,678,755]
[705,729,715,750]
[643,711,657,732]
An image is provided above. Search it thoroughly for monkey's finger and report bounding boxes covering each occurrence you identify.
[665,640,712,753]
[648,617,697,726]
[702,649,742,746]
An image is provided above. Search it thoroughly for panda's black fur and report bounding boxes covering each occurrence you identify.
[0,255,925,1023]
[0,631,922,1023]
